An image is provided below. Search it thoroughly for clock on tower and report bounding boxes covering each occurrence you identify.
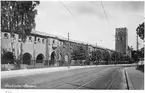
[118,31,124,41]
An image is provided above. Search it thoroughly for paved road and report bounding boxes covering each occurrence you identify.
[1,65,128,89]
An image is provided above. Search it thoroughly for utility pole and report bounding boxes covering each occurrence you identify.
[33,38,36,68]
[115,53,116,65]
[95,43,97,63]
[68,32,70,68]
[136,34,139,51]
[136,34,139,65]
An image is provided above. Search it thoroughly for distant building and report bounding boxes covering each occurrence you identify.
[115,27,128,55]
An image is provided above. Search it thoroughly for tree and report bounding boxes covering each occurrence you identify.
[132,50,139,62]
[91,51,97,62]
[91,50,102,65]
[71,45,87,61]
[102,50,110,65]
[96,51,102,64]
[132,49,144,63]
[1,1,40,68]
[1,1,40,41]
[117,52,124,64]
[140,47,144,58]
[136,22,144,61]
[111,51,119,64]
[136,22,144,40]
[124,55,131,63]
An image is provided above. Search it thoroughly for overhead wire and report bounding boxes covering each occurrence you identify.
[101,1,108,21]
[100,1,115,49]
[59,1,76,17]
[100,1,112,31]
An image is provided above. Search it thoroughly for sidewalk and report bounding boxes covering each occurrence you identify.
[125,66,144,90]
[1,65,97,79]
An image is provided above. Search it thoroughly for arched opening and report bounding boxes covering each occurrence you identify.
[22,53,31,65]
[2,52,14,64]
[50,51,55,66]
[64,54,69,66]
[36,54,44,63]
[64,54,69,62]
[58,54,63,66]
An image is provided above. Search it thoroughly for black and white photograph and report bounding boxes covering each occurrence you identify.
[0,0,144,92]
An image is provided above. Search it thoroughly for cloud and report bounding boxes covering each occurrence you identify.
[61,1,105,19]
[104,1,144,14]
[118,1,144,12]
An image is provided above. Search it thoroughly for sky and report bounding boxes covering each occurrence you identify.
[35,1,144,50]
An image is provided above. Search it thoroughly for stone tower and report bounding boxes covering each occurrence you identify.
[115,27,128,54]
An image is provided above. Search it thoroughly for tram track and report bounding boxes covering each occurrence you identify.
[55,67,118,89]
[76,67,120,89]
[55,66,112,88]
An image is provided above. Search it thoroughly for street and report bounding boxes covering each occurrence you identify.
[1,65,129,89]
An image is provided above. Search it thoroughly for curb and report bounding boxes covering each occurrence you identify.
[1,65,96,79]
[120,69,128,89]
[124,68,134,90]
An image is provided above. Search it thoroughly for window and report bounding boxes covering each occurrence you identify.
[38,38,41,43]
[29,36,32,42]
[53,40,55,43]
[4,33,8,39]
[42,39,45,44]
[11,34,15,39]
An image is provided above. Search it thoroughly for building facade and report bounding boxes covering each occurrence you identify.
[1,30,114,68]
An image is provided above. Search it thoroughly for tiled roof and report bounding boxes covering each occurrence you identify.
[31,30,56,37]
[31,30,113,50]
